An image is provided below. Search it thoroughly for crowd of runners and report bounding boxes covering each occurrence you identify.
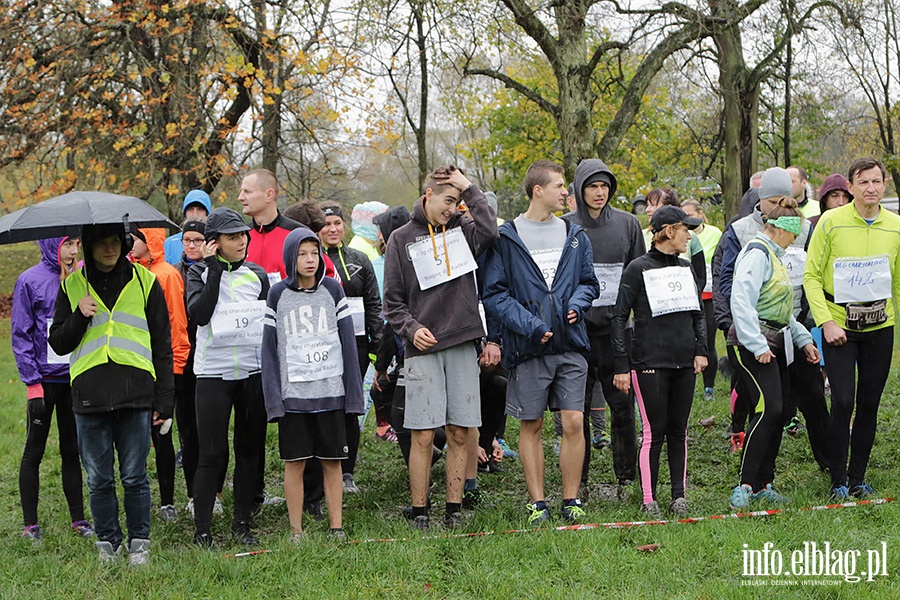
[12,156,898,565]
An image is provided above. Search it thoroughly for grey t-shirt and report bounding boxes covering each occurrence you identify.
[514,214,566,289]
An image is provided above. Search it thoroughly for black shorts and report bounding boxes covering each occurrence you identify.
[278,410,348,461]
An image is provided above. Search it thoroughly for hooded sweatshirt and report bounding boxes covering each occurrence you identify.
[164,190,213,264]
[49,226,175,417]
[135,228,190,373]
[383,185,499,358]
[12,238,72,386]
[562,159,646,336]
[262,227,364,420]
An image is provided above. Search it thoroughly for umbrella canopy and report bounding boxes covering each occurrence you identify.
[0,191,178,245]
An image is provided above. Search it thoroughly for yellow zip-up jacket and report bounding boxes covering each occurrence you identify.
[804,202,900,331]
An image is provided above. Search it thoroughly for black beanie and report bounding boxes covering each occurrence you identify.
[582,172,611,191]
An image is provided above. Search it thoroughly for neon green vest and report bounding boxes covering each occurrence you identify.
[63,265,157,381]
[749,240,793,326]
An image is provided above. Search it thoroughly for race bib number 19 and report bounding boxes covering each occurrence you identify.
[210,301,266,347]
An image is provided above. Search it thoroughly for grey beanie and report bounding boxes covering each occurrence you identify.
[758,167,793,201]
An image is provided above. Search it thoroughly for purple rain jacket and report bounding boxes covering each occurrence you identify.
[11,238,71,385]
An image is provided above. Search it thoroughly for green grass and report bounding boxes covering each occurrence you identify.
[0,243,899,598]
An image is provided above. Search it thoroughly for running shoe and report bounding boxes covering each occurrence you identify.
[71,520,94,537]
[305,501,326,522]
[160,505,177,523]
[412,515,430,531]
[526,503,550,526]
[213,496,224,515]
[591,434,611,450]
[477,458,502,473]
[442,512,463,529]
[22,524,42,542]
[185,499,195,517]
[784,416,805,436]
[616,479,633,502]
[752,484,791,504]
[462,487,485,510]
[640,501,662,520]
[193,531,214,549]
[128,538,150,567]
[96,541,122,563]
[329,528,348,542]
[669,497,689,518]
[262,490,285,505]
[497,437,517,458]
[729,484,753,511]
[231,521,259,545]
[343,473,361,494]
[849,482,874,498]
[561,499,586,523]
[704,387,715,402]
[730,431,745,453]
[830,485,850,501]
[375,424,398,443]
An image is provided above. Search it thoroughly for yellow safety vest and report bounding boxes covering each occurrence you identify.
[62,265,157,381]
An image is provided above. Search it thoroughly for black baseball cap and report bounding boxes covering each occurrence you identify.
[650,205,703,233]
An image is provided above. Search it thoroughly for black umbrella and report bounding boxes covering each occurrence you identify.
[0,191,178,245]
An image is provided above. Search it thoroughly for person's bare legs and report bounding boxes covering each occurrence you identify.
[409,429,435,507]
[284,461,306,534]
[559,409,585,499]
[465,427,479,480]
[321,459,343,529]
[519,417,545,502]
[445,425,469,504]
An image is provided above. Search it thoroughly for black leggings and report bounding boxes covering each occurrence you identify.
[734,346,788,491]
[479,370,507,457]
[787,358,830,471]
[175,371,199,498]
[585,333,636,484]
[193,375,267,531]
[702,299,718,389]
[19,382,84,527]
[822,326,893,487]
[728,344,752,433]
[151,421,175,506]
[633,367,695,503]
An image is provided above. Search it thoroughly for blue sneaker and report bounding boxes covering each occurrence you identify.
[22,524,41,542]
[527,503,550,526]
[729,484,752,511]
[849,483,874,498]
[752,484,791,504]
[704,387,714,401]
[497,437,517,458]
[830,485,850,501]
[561,499,586,523]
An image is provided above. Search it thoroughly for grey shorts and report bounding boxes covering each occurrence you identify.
[506,352,588,421]
[403,342,482,430]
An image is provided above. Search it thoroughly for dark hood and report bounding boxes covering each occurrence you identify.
[573,159,618,227]
[81,224,133,304]
[282,226,326,290]
[374,205,412,244]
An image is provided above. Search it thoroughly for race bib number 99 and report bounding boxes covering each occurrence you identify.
[642,266,700,316]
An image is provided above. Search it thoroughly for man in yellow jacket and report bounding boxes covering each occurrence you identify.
[804,157,900,501]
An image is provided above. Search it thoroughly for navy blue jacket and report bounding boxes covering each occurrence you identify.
[482,219,599,369]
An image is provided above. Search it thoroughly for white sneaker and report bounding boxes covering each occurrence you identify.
[160,504,177,522]
[261,490,285,505]
[185,499,195,518]
[128,538,150,567]
[213,497,224,515]
[96,541,122,564]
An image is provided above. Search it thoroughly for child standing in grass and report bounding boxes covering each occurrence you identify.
[262,227,363,541]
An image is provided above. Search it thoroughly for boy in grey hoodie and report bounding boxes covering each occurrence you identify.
[262,227,364,540]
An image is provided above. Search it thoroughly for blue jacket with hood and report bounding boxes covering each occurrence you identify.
[164,190,212,265]
[262,227,364,421]
[482,219,599,370]
[12,237,72,385]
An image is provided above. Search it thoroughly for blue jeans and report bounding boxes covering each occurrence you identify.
[75,409,151,548]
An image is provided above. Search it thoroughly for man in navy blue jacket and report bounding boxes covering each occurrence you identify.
[483,160,599,525]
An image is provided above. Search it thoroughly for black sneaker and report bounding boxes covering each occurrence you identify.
[412,515,429,531]
[304,501,325,522]
[442,512,463,529]
[231,521,259,545]
[193,530,214,549]
[462,488,485,510]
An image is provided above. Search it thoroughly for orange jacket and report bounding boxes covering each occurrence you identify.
[135,228,190,374]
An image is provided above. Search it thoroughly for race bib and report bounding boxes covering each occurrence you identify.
[783,326,794,366]
[347,297,365,337]
[46,319,70,365]
[592,263,623,307]
[267,272,282,287]
[531,248,562,290]
[209,301,265,347]
[704,263,713,294]
[287,330,344,382]
[782,246,807,288]
[833,255,892,304]
[408,228,477,291]
[642,266,700,317]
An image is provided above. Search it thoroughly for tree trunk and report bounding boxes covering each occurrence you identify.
[783,36,792,166]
